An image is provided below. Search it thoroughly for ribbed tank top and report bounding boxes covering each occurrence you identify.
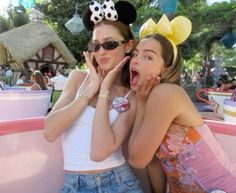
[62,73,132,171]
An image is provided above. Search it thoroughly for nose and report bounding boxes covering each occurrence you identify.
[96,46,106,54]
[130,56,139,66]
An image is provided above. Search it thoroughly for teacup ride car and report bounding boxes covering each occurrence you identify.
[0,89,52,121]
[0,117,235,193]
[196,88,233,119]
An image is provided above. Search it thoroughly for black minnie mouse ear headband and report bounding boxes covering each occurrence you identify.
[82,0,137,30]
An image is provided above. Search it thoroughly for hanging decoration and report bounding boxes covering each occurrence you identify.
[19,0,36,10]
[28,8,44,22]
[220,31,236,49]
[159,0,178,15]
[65,2,84,35]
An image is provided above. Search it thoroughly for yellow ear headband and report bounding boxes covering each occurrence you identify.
[139,14,192,64]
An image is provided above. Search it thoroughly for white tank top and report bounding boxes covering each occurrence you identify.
[62,73,133,171]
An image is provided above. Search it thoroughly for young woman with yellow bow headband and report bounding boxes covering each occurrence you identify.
[128,14,236,193]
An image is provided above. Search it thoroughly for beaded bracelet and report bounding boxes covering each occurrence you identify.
[98,93,110,101]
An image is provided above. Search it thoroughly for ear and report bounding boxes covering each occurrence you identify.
[161,67,169,76]
[125,39,134,54]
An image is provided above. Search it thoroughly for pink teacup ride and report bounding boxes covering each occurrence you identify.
[196,88,233,119]
[0,118,235,193]
[0,90,52,121]
[0,117,63,193]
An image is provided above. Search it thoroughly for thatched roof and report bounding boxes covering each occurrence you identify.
[0,22,77,67]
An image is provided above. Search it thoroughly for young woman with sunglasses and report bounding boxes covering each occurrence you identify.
[44,1,144,193]
[128,15,236,193]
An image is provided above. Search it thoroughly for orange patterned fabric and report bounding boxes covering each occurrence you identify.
[156,123,236,193]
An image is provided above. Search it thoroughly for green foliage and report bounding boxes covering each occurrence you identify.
[7,5,30,28]
[0,16,9,33]
[0,0,235,72]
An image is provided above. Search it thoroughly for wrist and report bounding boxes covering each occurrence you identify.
[79,91,91,103]
[98,91,110,101]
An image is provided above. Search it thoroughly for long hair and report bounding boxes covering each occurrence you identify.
[31,70,47,90]
[145,34,182,85]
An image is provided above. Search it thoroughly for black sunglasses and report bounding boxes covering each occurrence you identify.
[87,40,127,52]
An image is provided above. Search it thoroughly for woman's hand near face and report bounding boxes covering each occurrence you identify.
[83,51,102,96]
[136,74,160,104]
[100,56,130,93]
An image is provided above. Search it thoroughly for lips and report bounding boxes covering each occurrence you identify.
[130,68,139,87]
[98,57,109,64]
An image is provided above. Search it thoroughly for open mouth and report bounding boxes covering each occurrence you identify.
[130,68,139,87]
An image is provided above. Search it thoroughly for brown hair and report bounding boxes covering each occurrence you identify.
[31,70,47,90]
[92,20,136,88]
[144,34,182,85]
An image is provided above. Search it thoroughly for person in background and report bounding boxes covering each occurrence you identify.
[127,15,236,193]
[44,1,145,193]
[30,70,47,90]
[44,75,54,91]
[16,74,26,85]
[0,75,4,90]
[50,68,68,105]
[5,67,13,86]
[50,68,67,91]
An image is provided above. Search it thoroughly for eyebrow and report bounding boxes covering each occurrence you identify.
[93,37,118,42]
[134,48,158,55]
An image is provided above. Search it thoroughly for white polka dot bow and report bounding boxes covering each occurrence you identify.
[89,0,118,24]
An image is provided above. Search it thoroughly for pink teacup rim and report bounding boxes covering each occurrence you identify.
[206,88,234,94]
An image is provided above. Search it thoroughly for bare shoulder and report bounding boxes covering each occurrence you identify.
[31,83,41,90]
[150,83,187,100]
[66,70,88,88]
[68,69,87,82]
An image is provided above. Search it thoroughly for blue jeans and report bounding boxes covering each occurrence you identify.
[60,163,144,193]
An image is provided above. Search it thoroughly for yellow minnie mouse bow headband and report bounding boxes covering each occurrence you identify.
[139,14,192,64]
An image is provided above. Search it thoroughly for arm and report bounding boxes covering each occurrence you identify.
[44,52,101,142]
[129,75,159,151]
[91,93,136,161]
[90,57,136,161]
[128,84,183,169]
[44,70,98,142]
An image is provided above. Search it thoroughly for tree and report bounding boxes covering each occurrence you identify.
[35,0,91,66]
[0,16,9,33]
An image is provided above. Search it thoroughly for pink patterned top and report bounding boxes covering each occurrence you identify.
[157,123,236,193]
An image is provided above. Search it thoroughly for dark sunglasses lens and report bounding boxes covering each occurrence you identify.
[87,43,99,52]
[87,41,120,52]
[102,41,118,50]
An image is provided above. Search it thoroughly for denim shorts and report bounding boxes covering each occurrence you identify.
[60,163,144,193]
